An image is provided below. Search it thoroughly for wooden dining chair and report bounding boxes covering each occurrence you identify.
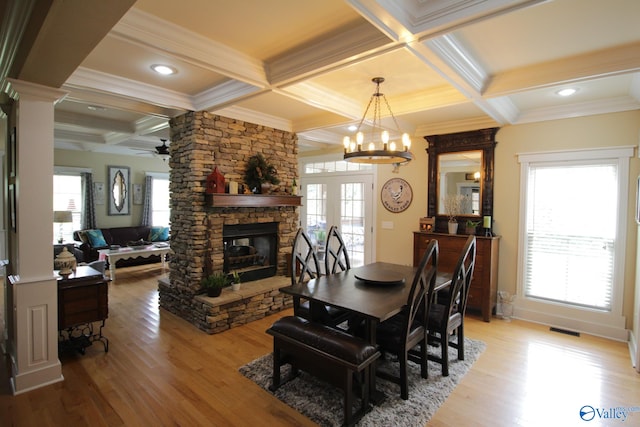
[324,225,351,275]
[428,235,476,376]
[374,239,439,400]
[290,228,352,328]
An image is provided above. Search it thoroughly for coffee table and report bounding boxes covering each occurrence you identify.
[98,244,171,280]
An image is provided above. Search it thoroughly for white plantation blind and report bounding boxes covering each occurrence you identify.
[524,162,617,311]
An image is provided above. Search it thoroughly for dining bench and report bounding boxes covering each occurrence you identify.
[267,315,380,427]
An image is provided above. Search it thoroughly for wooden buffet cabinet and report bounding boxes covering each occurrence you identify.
[414,232,500,322]
[57,265,109,353]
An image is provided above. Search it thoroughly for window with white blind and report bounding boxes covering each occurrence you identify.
[517,146,632,339]
[523,162,616,310]
[53,167,86,243]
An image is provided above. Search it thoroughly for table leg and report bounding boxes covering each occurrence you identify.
[108,257,116,280]
[365,318,385,405]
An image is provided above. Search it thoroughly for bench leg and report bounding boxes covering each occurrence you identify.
[344,370,353,427]
[269,344,282,392]
[360,367,370,415]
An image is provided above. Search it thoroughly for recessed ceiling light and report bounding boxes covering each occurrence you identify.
[347,125,357,132]
[556,88,577,97]
[151,64,177,75]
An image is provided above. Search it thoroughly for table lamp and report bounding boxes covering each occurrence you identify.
[53,210,73,243]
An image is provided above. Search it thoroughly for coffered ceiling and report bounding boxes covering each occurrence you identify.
[2,0,639,157]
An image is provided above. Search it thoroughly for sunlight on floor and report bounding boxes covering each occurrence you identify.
[517,340,625,426]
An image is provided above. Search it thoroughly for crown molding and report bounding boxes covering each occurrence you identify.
[66,67,194,111]
[193,80,262,111]
[425,34,487,93]
[113,8,267,87]
[280,81,362,120]
[268,22,393,86]
[485,42,640,97]
[54,128,106,145]
[350,0,544,39]
[213,106,292,132]
[485,96,520,124]
[415,116,499,136]
[55,110,135,133]
[515,96,640,124]
[134,116,169,135]
[7,78,67,103]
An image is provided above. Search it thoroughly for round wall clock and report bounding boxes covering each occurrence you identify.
[381,178,413,213]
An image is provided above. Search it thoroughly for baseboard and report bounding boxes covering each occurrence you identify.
[516,306,629,342]
[629,333,638,369]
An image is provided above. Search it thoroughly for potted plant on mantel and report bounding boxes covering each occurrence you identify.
[243,153,280,194]
[201,271,230,297]
[231,270,242,291]
[443,194,467,235]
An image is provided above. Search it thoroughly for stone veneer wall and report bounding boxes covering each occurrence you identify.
[159,111,298,332]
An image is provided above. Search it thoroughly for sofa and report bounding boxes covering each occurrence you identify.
[73,225,169,268]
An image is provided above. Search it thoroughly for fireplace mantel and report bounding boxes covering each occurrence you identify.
[206,193,302,208]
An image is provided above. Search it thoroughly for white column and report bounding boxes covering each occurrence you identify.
[7,79,67,394]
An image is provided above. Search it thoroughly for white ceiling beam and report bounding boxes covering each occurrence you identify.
[193,80,263,112]
[268,22,393,86]
[66,67,195,111]
[55,110,135,133]
[212,105,293,133]
[112,8,268,88]
[485,42,640,97]
[515,96,640,124]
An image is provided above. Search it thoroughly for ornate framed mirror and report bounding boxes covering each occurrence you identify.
[108,165,130,215]
[425,128,498,233]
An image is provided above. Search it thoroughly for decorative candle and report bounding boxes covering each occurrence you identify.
[228,181,238,194]
[483,215,492,228]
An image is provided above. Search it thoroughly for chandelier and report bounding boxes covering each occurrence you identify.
[343,77,413,165]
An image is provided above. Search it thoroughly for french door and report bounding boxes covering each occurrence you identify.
[300,174,373,270]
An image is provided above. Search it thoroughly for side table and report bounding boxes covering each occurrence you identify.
[57,265,109,354]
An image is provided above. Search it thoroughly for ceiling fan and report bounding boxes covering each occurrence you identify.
[155,139,170,157]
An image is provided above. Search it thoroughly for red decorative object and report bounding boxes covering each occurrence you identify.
[206,167,225,194]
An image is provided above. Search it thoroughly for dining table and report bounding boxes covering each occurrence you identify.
[279,261,452,402]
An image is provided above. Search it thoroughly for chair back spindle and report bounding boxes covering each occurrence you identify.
[324,225,351,275]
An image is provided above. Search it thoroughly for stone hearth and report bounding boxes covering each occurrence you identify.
[159,112,298,333]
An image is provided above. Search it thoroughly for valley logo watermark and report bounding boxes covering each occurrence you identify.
[580,405,640,422]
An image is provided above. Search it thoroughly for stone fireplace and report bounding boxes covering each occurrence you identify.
[159,111,299,333]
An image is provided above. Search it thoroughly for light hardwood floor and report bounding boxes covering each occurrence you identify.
[1,264,639,426]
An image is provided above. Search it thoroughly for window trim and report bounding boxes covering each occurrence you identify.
[54,166,91,175]
[516,146,633,341]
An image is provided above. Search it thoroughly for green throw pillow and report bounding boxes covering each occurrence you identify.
[149,226,169,242]
[85,229,107,247]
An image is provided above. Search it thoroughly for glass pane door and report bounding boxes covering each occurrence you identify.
[301,175,373,269]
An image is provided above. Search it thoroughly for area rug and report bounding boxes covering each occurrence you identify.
[239,337,486,426]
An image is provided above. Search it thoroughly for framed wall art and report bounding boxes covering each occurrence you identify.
[108,166,130,215]
[94,182,105,205]
[133,183,143,204]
